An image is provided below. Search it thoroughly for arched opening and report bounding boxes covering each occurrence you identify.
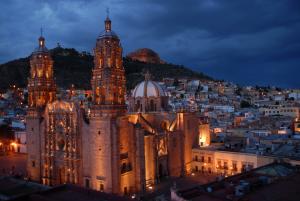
[150,99,155,111]
[159,163,164,179]
[136,100,141,112]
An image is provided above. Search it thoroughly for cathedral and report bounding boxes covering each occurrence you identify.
[26,16,207,195]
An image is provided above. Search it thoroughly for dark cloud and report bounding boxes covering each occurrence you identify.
[0,0,300,88]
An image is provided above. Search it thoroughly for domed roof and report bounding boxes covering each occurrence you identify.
[97,16,119,40]
[132,80,167,98]
[130,48,159,57]
[127,48,163,64]
[98,30,119,39]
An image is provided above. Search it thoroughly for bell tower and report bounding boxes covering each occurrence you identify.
[91,14,126,116]
[28,32,56,108]
[85,14,128,194]
[26,32,56,182]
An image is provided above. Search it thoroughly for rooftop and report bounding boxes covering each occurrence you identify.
[0,179,131,201]
[172,163,300,201]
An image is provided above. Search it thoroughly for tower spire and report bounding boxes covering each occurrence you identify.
[105,8,111,31]
[145,70,151,81]
[39,27,45,47]
[106,7,109,18]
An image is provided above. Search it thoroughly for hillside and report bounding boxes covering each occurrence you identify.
[0,47,213,90]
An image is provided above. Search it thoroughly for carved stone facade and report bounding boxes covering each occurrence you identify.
[26,17,203,196]
[42,101,82,186]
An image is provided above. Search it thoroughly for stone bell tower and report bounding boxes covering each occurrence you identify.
[85,14,128,194]
[91,14,126,114]
[26,32,56,182]
[28,34,56,108]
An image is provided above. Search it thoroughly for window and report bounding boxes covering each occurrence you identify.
[217,160,221,168]
[32,161,35,167]
[173,138,177,147]
[150,100,155,111]
[241,164,247,172]
[32,128,34,131]
[121,163,127,173]
[232,162,237,171]
[85,179,90,188]
[124,187,128,195]
[98,131,101,135]
[100,184,104,191]
[208,157,212,163]
[224,161,228,170]
[201,156,205,162]
[194,155,198,161]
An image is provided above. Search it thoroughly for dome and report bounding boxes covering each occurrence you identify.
[33,46,49,54]
[131,48,159,57]
[132,80,166,98]
[98,30,119,39]
[127,48,163,64]
[97,16,119,40]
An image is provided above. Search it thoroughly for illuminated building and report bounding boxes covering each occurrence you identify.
[26,34,56,182]
[26,16,203,196]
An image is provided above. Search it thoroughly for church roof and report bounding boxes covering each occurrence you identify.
[98,30,119,39]
[97,15,119,40]
[132,80,166,98]
[33,46,49,53]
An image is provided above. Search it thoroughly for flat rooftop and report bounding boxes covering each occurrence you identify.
[0,176,49,200]
[0,177,130,201]
[173,163,300,201]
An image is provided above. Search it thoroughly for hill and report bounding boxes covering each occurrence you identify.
[0,47,213,90]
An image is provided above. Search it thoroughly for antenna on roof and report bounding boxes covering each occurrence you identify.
[40,27,43,37]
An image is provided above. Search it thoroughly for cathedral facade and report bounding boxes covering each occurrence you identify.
[26,16,204,195]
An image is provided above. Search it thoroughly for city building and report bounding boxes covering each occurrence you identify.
[259,105,299,118]
[171,163,300,201]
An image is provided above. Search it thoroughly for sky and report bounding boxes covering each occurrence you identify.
[0,0,300,88]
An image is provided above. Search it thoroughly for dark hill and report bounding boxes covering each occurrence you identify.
[0,47,213,90]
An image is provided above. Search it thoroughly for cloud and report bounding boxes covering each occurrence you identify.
[0,0,300,87]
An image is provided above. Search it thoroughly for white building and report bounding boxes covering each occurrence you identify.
[259,105,299,118]
[13,131,27,153]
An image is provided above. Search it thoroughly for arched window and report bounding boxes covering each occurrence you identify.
[136,100,141,112]
[150,100,155,111]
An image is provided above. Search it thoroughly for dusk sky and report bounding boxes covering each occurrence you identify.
[1,0,300,88]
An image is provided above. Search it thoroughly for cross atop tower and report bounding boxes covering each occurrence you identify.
[144,70,151,81]
[39,27,45,47]
[106,7,110,18]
